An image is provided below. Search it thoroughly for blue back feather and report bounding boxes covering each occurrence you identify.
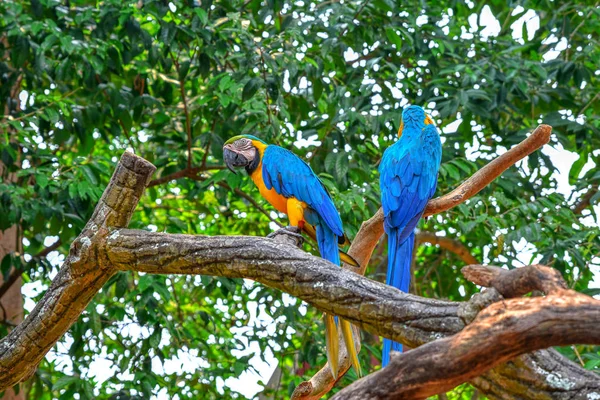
[379,108,442,366]
[262,146,344,264]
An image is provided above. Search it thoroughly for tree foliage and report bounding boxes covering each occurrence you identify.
[1,0,599,398]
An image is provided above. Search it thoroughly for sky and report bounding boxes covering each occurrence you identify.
[18,3,600,399]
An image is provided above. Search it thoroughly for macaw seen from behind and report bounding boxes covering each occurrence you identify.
[379,105,442,366]
[223,135,361,378]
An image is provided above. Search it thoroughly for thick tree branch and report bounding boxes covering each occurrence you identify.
[105,230,462,348]
[333,265,598,399]
[293,124,552,398]
[462,264,567,297]
[105,232,600,399]
[4,141,600,399]
[0,152,155,390]
[423,124,552,216]
[333,290,600,399]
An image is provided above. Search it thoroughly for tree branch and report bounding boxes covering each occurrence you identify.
[573,184,598,214]
[424,124,551,217]
[462,264,567,297]
[4,141,599,399]
[105,230,462,348]
[110,232,600,400]
[292,124,552,398]
[333,289,599,399]
[0,152,155,390]
[416,232,478,266]
[0,239,63,301]
[333,265,599,399]
[146,165,225,187]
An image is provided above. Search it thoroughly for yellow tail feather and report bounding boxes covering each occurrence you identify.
[340,252,360,268]
[340,319,362,378]
[324,314,339,378]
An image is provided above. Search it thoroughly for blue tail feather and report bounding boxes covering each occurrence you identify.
[315,222,340,266]
[382,230,415,367]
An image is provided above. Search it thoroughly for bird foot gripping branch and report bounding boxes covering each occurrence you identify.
[266,226,305,246]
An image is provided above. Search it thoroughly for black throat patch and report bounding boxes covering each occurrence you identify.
[245,150,260,175]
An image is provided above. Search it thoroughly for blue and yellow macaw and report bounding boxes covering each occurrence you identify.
[223,135,361,378]
[379,105,442,366]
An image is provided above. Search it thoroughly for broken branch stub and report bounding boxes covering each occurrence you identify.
[0,152,155,391]
[333,290,600,400]
[462,264,568,297]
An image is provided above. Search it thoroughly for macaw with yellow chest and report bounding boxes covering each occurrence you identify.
[223,134,361,378]
[379,105,442,366]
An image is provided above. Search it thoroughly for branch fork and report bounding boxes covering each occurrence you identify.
[3,124,598,400]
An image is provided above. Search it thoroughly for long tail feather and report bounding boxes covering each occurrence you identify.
[340,251,360,268]
[340,318,362,377]
[382,230,415,367]
[316,222,362,376]
[325,313,339,378]
[303,224,359,267]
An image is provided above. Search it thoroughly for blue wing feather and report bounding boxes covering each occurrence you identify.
[262,146,344,238]
[379,123,442,367]
[380,124,441,236]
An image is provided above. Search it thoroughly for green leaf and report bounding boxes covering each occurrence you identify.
[194,8,208,25]
[531,63,547,79]
[37,173,49,189]
[334,153,349,179]
[267,78,279,101]
[80,165,98,185]
[1,254,11,280]
[11,36,30,67]
[219,75,233,92]
[52,375,78,391]
[44,108,60,124]
[179,61,190,80]
[385,27,402,49]
[226,171,241,189]
[324,152,337,174]
[242,78,261,101]
[443,163,461,181]
[138,275,154,292]
[313,79,323,101]
[569,153,587,186]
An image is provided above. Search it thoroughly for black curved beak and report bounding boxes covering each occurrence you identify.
[223,146,250,174]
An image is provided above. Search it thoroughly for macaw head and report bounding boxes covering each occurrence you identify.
[397,105,434,138]
[223,134,267,174]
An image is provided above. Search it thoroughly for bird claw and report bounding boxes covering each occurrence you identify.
[267,226,305,247]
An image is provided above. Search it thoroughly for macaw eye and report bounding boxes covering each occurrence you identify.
[234,138,251,149]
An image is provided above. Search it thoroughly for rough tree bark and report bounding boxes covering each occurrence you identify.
[292,124,574,400]
[1,125,599,399]
[0,54,25,398]
[0,226,24,400]
[332,265,600,399]
[0,153,156,389]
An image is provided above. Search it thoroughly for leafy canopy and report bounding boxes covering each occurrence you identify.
[1,0,599,398]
